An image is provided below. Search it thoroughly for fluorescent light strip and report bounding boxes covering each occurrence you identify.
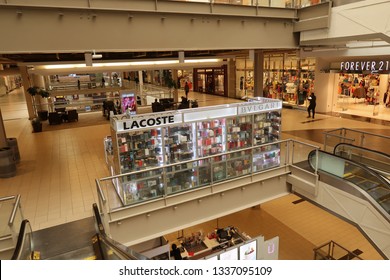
[42,59,221,70]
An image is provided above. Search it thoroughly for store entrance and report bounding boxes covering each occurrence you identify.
[194,66,227,96]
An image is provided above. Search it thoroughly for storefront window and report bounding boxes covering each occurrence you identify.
[263,53,315,108]
[334,73,386,114]
[236,57,254,99]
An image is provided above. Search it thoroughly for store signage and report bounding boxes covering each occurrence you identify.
[238,101,282,115]
[114,113,182,132]
[340,60,390,72]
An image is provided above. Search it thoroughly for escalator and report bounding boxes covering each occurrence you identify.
[334,143,390,180]
[308,150,390,217]
[11,203,148,260]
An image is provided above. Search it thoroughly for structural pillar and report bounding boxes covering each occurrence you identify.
[172,69,179,102]
[19,66,35,119]
[254,50,264,97]
[227,58,236,99]
[0,108,7,148]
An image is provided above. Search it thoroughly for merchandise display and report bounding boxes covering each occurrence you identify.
[110,98,282,205]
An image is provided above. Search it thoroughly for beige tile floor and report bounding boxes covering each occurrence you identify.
[0,88,389,259]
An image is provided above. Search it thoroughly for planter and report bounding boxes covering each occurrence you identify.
[37,110,48,121]
[32,122,42,133]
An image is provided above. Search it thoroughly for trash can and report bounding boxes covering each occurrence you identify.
[0,147,16,178]
[7,137,20,164]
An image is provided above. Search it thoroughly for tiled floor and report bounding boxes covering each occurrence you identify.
[1,88,389,259]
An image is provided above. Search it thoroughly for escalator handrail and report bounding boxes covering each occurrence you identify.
[334,143,390,161]
[309,149,390,189]
[11,219,33,260]
[334,143,390,177]
[92,203,148,260]
[308,150,390,219]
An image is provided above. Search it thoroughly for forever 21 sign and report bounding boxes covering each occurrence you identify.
[340,60,390,73]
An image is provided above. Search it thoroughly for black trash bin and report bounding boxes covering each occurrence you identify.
[7,137,20,164]
[0,147,16,178]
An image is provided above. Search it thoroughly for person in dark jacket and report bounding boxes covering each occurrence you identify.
[170,244,183,260]
[184,82,190,99]
[307,92,317,119]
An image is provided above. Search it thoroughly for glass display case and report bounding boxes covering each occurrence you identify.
[110,98,283,206]
[116,128,165,173]
[166,124,196,164]
[197,118,226,157]
[226,115,252,150]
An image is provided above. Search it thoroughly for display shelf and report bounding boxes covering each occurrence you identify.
[117,128,165,173]
[226,115,252,150]
[197,119,226,157]
[167,124,196,163]
[253,111,281,145]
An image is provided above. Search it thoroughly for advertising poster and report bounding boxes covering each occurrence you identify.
[121,92,136,114]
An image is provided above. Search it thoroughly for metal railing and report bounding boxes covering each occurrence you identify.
[314,240,363,260]
[168,0,328,9]
[0,195,23,239]
[96,138,319,232]
[323,127,390,154]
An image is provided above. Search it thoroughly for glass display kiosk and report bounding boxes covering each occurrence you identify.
[110,98,282,206]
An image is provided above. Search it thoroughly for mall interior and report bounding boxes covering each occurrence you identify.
[1,0,390,260]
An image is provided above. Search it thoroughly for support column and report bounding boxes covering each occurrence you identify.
[138,70,144,105]
[0,108,7,148]
[19,66,35,119]
[172,69,179,102]
[227,58,236,99]
[254,50,264,97]
[32,74,46,112]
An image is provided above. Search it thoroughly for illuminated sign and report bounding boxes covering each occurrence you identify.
[114,112,182,132]
[238,101,282,115]
[340,60,390,72]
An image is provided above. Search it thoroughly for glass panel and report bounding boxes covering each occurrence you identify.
[253,144,280,172]
[212,155,227,182]
[197,118,226,157]
[226,150,252,179]
[198,158,211,186]
[117,128,166,173]
[309,151,390,214]
[119,169,164,205]
[166,163,198,194]
[227,115,252,149]
[334,143,390,175]
[167,124,196,164]
[253,111,280,146]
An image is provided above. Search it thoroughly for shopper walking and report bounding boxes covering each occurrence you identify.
[184,81,190,99]
[307,92,316,119]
